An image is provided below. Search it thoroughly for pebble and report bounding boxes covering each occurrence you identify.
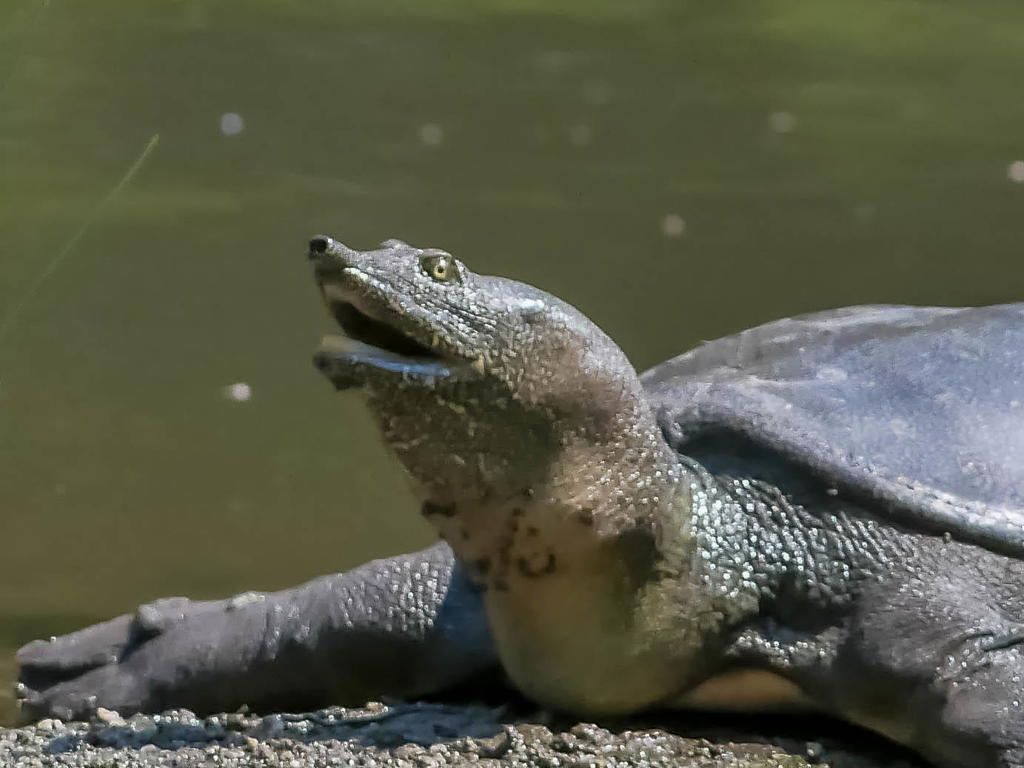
[0,702,916,767]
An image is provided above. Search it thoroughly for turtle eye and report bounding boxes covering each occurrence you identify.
[420,253,461,284]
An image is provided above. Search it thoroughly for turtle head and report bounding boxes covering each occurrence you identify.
[309,235,658,502]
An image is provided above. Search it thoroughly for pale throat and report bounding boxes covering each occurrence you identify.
[354,348,721,711]
[371,381,695,595]
[415,418,701,714]
[417,409,690,591]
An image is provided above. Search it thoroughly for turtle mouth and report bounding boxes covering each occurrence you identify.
[315,282,459,388]
[329,299,437,359]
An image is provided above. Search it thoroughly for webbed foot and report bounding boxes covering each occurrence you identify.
[16,597,237,721]
[16,544,496,723]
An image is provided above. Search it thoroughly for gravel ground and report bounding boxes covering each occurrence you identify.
[0,702,924,768]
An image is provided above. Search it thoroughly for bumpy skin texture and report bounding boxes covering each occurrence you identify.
[17,238,1024,768]
[683,459,1024,768]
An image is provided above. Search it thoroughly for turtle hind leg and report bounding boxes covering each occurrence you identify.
[924,629,1024,768]
[731,550,1024,767]
[830,556,1024,768]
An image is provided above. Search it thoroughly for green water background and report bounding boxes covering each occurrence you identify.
[3,0,1024,724]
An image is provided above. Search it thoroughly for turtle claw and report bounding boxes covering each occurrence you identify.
[17,614,135,692]
[14,595,259,722]
[14,681,45,722]
[133,597,192,637]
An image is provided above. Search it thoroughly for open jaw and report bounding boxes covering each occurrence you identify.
[315,284,461,387]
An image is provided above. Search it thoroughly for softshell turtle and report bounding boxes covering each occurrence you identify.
[17,237,1024,768]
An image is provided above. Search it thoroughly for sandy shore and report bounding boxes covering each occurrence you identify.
[0,701,923,767]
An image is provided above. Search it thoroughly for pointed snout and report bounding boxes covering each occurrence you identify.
[308,235,335,258]
[308,235,364,277]
[309,233,362,259]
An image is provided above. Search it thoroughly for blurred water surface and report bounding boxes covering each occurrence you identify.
[3,0,1024,723]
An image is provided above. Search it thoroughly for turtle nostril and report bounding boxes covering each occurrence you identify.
[308,236,333,258]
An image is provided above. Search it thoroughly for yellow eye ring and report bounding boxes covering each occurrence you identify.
[420,253,461,283]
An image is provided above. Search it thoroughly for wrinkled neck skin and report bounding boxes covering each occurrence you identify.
[361,370,714,715]
[366,372,682,537]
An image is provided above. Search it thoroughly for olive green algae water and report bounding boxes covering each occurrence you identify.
[2,0,1024,738]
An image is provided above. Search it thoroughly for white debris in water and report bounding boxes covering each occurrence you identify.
[532,49,574,74]
[1007,160,1024,183]
[183,3,208,27]
[660,214,687,238]
[768,110,796,134]
[219,112,245,136]
[418,123,444,146]
[568,123,592,146]
[581,82,611,106]
[853,202,876,222]
[224,382,252,402]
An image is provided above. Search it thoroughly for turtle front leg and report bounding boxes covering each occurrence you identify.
[16,542,497,721]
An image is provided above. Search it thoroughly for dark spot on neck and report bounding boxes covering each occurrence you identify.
[616,525,659,589]
[526,526,539,537]
[517,552,557,578]
[575,508,595,526]
[422,501,457,518]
